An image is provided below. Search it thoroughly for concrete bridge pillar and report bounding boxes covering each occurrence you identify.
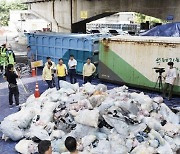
[30,0,72,32]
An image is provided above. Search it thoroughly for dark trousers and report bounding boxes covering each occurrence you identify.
[163,83,174,99]
[9,85,19,105]
[0,65,7,72]
[58,76,66,89]
[0,65,3,72]
[46,80,53,89]
[27,59,32,70]
[84,75,93,84]
[52,74,56,87]
[69,69,77,84]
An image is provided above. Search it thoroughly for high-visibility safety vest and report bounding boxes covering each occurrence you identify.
[0,48,1,64]
[1,47,7,57]
[8,51,15,65]
[57,64,66,77]
[0,47,8,66]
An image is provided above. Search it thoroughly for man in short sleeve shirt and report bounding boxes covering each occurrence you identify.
[4,64,20,108]
[163,62,177,100]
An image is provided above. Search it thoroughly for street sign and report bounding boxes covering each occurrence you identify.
[31,60,43,68]
[81,11,88,19]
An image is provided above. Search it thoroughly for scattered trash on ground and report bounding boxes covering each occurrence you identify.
[15,63,30,77]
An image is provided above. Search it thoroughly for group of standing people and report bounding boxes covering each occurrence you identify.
[2,45,35,109]
[2,44,177,109]
[42,55,96,89]
[2,44,97,108]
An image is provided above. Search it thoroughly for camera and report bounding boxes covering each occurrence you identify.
[155,68,165,73]
[153,67,165,74]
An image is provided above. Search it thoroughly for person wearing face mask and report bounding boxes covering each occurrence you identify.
[163,62,177,100]
[7,46,16,65]
[0,44,8,73]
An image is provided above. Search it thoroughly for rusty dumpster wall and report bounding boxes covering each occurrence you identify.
[99,36,180,95]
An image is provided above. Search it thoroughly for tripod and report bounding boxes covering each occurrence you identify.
[154,72,163,91]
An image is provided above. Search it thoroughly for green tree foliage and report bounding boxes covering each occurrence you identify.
[135,13,146,23]
[0,0,27,26]
[135,13,165,24]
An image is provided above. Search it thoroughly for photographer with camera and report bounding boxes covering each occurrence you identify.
[163,62,177,100]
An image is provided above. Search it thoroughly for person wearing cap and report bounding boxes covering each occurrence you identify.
[7,47,16,65]
[27,46,34,71]
[163,62,177,100]
[68,55,77,84]
[0,44,8,73]
[83,58,96,83]
[45,57,56,87]
[42,61,53,89]
[38,140,52,154]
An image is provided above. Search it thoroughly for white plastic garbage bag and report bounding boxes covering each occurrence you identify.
[75,109,99,128]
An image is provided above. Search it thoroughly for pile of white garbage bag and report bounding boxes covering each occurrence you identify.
[0,81,180,154]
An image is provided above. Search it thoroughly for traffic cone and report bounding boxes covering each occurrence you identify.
[34,82,40,98]
[32,68,36,77]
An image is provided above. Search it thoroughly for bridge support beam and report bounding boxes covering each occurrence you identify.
[26,0,180,33]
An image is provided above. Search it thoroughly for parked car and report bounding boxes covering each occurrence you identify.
[87,29,101,34]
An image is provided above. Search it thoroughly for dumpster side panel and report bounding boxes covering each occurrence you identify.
[99,37,180,94]
[27,33,99,74]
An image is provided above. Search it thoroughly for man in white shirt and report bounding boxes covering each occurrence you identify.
[163,62,177,100]
[68,55,77,84]
[45,57,56,87]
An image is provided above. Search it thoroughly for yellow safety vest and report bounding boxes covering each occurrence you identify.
[0,47,7,65]
[1,47,6,56]
[57,64,66,77]
[8,52,14,65]
[0,48,1,64]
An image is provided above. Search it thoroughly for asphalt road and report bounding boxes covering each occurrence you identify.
[0,33,179,154]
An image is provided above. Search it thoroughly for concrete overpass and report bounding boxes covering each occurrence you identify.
[24,0,180,33]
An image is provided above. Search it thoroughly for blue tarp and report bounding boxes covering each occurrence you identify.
[140,22,180,37]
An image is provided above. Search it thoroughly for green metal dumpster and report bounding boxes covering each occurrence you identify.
[99,36,180,95]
